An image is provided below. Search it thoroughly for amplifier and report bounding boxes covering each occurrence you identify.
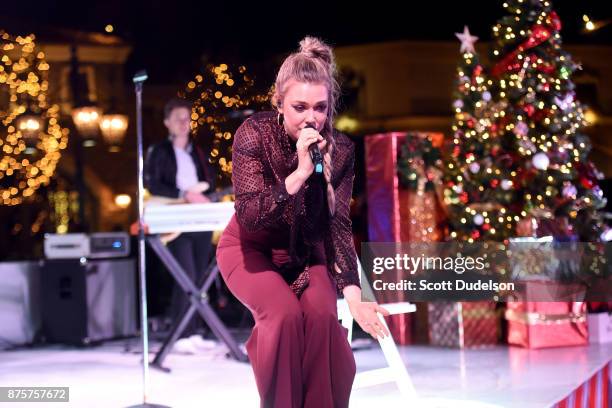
[40,258,138,345]
[44,233,89,259]
[89,232,130,259]
[44,233,130,259]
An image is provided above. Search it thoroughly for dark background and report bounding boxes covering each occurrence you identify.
[4,0,610,83]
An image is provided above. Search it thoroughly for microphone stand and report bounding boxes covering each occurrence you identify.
[126,70,170,408]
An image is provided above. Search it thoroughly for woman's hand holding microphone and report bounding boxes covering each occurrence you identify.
[285,127,327,195]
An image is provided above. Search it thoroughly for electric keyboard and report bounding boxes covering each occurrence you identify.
[143,201,235,234]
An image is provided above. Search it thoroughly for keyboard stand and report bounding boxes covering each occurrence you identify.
[146,235,248,371]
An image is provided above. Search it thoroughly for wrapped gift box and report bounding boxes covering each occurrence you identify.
[505,301,588,348]
[428,301,499,348]
[365,132,445,345]
[365,132,445,244]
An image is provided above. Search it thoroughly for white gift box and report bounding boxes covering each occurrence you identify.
[587,312,612,344]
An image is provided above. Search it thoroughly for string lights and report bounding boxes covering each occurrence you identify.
[0,31,68,206]
[181,63,268,180]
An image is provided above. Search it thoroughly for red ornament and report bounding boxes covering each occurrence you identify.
[509,61,522,71]
[497,116,511,133]
[580,177,594,189]
[539,63,555,75]
[471,230,481,239]
[526,25,552,48]
[467,119,475,128]
[533,108,551,122]
[524,104,535,117]
[460,192,468,203]
[482,224,491,231]
[490,179,499,188]
[549,11,562,31]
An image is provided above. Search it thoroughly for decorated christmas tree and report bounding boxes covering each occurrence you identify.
[488,0,606,241]
[445,26,515,242]
[445,1,606,243]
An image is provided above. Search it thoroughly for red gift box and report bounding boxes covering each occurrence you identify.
[365,132,445,345]
[505,301,588,348]
[428,301,499,348]
[365,132,445,244]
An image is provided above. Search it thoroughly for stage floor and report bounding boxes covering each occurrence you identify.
[0,338,610,407]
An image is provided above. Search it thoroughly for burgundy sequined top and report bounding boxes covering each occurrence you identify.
[232,111,360,295]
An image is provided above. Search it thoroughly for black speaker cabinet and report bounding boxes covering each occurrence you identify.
[41,258,138,345]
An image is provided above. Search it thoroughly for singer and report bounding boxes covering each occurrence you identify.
[217,37,390,408]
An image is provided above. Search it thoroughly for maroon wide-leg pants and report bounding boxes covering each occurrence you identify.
[217,215,356,408]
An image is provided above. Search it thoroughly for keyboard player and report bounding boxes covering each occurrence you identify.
[144,98,217,353]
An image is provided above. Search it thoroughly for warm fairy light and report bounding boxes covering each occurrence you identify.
[105,24,114,33]
[49,190,78,232]
[584,109,598,125]
[335,115,359,133]
[114,194,131,209]
[582,15,595,31]
[1,31,68,206]
[182,63,269,179]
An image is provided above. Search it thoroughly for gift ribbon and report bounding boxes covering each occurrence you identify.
[505,309,586,325]
[461,308,499,320]
[491,11,561,77]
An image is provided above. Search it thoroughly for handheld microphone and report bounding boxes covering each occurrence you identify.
[304,124,324,175]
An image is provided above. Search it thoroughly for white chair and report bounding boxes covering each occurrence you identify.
[337,260,419,401]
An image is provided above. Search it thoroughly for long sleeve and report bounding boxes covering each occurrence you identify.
[144,145,181,199]
[232,118,295,232]
[325,140,361,293]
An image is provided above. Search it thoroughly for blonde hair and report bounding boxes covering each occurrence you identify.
[272,36,339,216]
[272,36,340,138]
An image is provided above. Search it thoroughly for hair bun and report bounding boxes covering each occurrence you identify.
[299,37,334,66]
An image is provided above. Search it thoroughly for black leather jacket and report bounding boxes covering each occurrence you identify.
[144,138,216,198]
